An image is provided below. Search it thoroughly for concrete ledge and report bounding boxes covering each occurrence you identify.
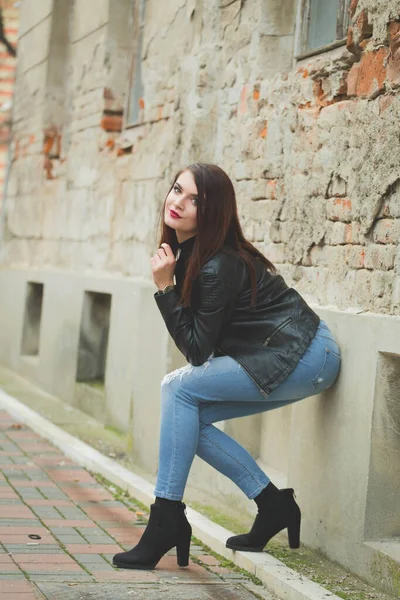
[0,387,340,600]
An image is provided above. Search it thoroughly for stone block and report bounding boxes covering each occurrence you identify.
[18,16,52,74]
[364,244,396,270]
[259,0,297,36]
[325,221,347,245]
[70,0,109,43]
[18,0,52,37]
[372,219,400,244]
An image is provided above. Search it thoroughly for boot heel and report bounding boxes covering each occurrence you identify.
[176,533,191,567]
[287,510,301,549]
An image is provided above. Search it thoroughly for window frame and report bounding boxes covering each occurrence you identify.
[124,0,146,129]
[295,0,351,60]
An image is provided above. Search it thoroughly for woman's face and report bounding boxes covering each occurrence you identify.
[164,170,198,243]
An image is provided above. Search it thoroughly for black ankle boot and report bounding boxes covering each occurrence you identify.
[113,499,192,570]
[226,483,301,551]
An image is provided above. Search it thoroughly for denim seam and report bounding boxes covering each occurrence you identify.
[153,490,183,501]
[166,389,178,498]
[199,425,267,494]
[247,482,270,500]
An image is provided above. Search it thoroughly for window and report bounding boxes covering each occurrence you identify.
[21,282,44,356]
[364,352,400,540]
[76,292,112,385]
[297,0,351,59]
[126,0,145,127]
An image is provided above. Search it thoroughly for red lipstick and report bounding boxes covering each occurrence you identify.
[169,210,181,219]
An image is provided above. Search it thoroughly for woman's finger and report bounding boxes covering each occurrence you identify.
[157,249,168,260]
[160,243,175,259]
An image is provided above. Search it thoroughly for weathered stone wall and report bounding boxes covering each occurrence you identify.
[2,0,400,314]
[0,0,18,210]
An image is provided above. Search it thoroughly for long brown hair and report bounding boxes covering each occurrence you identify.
[158,163,276,308]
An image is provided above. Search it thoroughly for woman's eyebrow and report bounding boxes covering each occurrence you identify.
[176,182,198,198]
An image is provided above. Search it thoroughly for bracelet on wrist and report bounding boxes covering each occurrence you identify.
[155,284,175,296]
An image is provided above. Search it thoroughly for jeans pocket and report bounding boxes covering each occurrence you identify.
[312,348,341,391]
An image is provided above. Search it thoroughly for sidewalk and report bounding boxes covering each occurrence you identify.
[0,409,273,600]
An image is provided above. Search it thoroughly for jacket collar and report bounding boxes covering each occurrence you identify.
[176,235,196,261]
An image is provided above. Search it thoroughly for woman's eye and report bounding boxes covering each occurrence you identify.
[192,198,198,206]
[173,185,180,193]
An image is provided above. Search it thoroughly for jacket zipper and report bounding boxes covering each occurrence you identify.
[263,317,293,347]
[217,348,269,398]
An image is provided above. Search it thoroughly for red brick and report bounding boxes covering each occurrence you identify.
[17,442,56,452]
[1,595,37,600]
[346,26,358,56]
[197,554,220,566]
[0,526,49,535]
[355,10,373,41]
[84,507,135,523]
[326,197,353,222]
[0,506,35,518]
[0,581,34,592]
[345,223,359,244]
[379,94,395,113]
[349,0,359,18]
[32,456,75,467]
[10,481,57,488]
[42,519,97,528]
[344,246,366,269]
[101,114,122,132]
[47,469,96,483]
[20,562,83,572]
[347,48,388,98]
[0,563,20,572]
[373,219,400,244]
[66,544,123,554]
[0,411,15,419]
[389,21,400,40]
[0,533,56,544]
[387,31,400,86]
[24,499,73,507]
[0,491,18,498]
[3,465,37,471]
[61,487,113,501]
[6,431,40,440]
[106,529,142,544]
[347,63,361,97]
[12,554,75,564]
[364,244,396,269]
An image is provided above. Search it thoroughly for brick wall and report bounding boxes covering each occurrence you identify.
[3,0,400,315]
[0,0,18,212]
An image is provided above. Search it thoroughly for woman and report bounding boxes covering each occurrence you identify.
[113,163,341,571]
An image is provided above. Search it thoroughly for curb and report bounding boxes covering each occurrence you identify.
[0,388,340,600]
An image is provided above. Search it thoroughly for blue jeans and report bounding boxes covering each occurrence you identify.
[155,320,341,500]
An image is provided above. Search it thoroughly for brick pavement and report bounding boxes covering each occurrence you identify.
[0,411,271,600]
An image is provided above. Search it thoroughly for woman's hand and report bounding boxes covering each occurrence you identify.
[150,243,176,290]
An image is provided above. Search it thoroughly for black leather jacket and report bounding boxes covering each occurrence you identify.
[155,236,320,398]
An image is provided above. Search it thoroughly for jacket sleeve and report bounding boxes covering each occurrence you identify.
[154,272,234,366]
